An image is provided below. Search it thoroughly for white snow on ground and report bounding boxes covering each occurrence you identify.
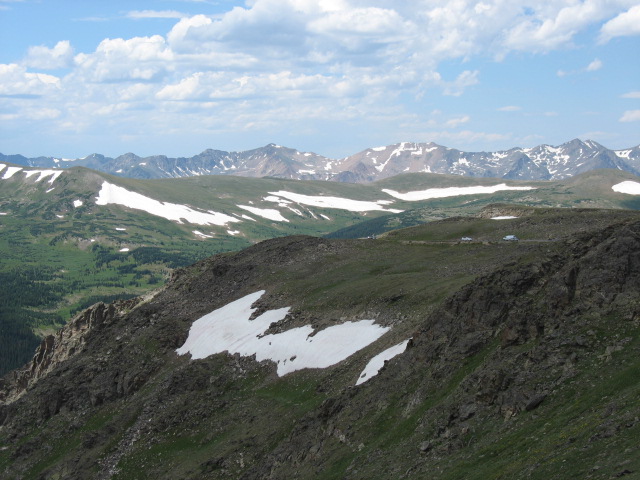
[0,164,5,172]
[614,150,632,159]
[491,216,518,220]
[0,212,7,216]
[119,248,130,252]
[176,291,390,376]
[95,181,240,226]
[193,230,214,239]
[56,215,64,218]
[23,169,63,184]
[227,229,240,236]
[320,214,331,220]
[238,204,289,222]
[381,183,535,201]
[2,166,22,179]
[263,195,292,207]
[612,181,640,195]
[356,339,410,385]
[372,146,387,151]
[73,199,83,208]
[267,190,402,213]
[115,227,126,231]
[240,214,256,221]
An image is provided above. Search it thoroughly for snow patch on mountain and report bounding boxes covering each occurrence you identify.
[23,169,63,184]
[95,181,240,226]
[238,204,289,222]
[356,339,410,385]
[2,166,23,179]
[381,183,535,201]
[268,190,402,213]
[612,181,640,195]
[176,291,390,376]
[193,230,214,239]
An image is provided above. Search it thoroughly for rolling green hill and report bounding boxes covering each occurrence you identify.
[0,165,639,374]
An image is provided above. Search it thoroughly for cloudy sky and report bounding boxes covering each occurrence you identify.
[1,0,639,159]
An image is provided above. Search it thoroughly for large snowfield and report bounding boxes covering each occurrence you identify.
[95,181,240,226]
[612,181,640,195]
[381,183,535,201]
[176,291,393,377]
[267,190,403,213]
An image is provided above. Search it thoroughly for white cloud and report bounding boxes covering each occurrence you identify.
[73,35,173,82]
[621,91,640,99]
[127,10,186,19]
[442,70,479,96]
[0,64,60,96]
[24,40,74,69]
[4,1,639,154]
[600,5,640,42]
[498,105,521,112]
[620,110,640,122]
[444,115,471,128]
[504,0,628,53]
[586,58,602,71]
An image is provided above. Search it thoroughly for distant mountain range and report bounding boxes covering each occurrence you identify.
[3,139,639,183]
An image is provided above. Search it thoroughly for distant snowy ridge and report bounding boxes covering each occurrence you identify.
[4,139,639,183]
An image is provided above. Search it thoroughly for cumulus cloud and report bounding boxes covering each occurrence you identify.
[23,40,74,69]
[621,91,640,99]
[498,105,522,112]
[600,5,640,42]
[4,0,639,153]
[0,63,60,96]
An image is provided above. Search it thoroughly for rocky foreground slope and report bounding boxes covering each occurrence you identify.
[1,206,639,479]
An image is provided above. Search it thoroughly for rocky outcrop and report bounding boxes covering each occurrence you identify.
[0,297,143,405]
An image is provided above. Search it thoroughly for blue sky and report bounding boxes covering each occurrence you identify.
[1,0,639,159]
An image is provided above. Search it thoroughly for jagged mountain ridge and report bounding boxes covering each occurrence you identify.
[1,206,640,479]
[3,138,639,183]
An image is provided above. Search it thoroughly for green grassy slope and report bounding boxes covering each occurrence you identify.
[0,166,638,374]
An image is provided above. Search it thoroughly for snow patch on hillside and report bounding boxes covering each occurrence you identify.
[176,291,390,376]
[193,230,214,238]
[2,166,23,179]
[491,216,518,220]
[238,204,289,222]
[612,181,640,195]
[268,190,402,213]
[95,181,240,226]
[381,183,535,201]
[23,169,63,184]
[356,339,410,385]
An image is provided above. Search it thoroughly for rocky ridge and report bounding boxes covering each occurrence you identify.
[1,209,639,479]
